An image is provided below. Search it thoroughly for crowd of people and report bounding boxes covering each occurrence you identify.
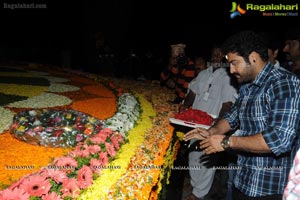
[160,29,300,200]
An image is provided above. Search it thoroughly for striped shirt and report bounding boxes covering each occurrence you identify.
[160,60,197,102]
[224,63,300,197]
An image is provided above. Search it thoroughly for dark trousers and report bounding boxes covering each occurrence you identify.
[232,186,282,200]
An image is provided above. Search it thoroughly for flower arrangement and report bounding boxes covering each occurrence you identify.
[0,90,143,199]
[0,65,179,200]
[0,128,125,199]
[10,109,105,148]
[0,68,118,187]
[105,93,141,137]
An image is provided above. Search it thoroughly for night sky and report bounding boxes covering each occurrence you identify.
[0,0,299,72]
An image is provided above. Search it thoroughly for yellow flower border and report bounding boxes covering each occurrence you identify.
[78,93,155,200]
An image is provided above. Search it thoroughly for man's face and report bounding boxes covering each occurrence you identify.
[226,52,256,83]
[194,57,206,74]
[211,48,224,63]
[283,40,300,61]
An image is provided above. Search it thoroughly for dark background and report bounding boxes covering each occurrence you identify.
[0,0,299,78]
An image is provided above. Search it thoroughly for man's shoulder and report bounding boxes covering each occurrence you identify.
[271,67,299,82]
[267,68,300,92]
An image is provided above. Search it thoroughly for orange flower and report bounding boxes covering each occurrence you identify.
[71,98,116,120]
[82,85,115,98]
[0,131,70,186]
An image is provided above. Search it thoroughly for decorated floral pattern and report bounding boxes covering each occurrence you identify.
[0,107,15,133]
[0,128,125,200]
[48,83,80,93]
[0,65,179,200]
[10,109,105,148]
[105,93,140,137]
[6,92,72,108]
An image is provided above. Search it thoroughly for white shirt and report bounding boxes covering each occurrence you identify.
[188,66,237,117]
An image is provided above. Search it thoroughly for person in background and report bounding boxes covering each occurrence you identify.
[184,30,300,200]
[193,55,207,75]
[160,43,198,104]
[260,31,286,71]
[283,148,300,200]
[282,29,300,78]
[180,45,238,200]
[161,43,186,89]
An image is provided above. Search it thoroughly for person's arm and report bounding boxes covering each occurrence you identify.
[207,107,270,154]
[207,118,232,136]
[218,102,232,118]
[178,90,196,112]
[229,133,271,153]
[199,132,271,155]
[202,78,300,155]
[183,118,231,141]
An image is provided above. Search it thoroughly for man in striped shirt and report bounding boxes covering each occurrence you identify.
[160,44,198,104]
[184,30,300,200]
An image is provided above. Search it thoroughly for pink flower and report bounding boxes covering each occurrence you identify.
[0,187,30,200]
[115,132,125,143]
[19,175,51,197]
[55,116,62,123]
[76,134,83,142]
[45,127,54,132]
[61,178,80,198]
[86,145,101,154]
[54,156,78,172]
[89,158,102,175]
[77,166,93,189]
[25,129,35,136]
[69,149,89,158]
[111,134,124,150]
[100,128,113,136]
[105,142,116,157]
[90,133,107,144]
[99,152,109,165]
[9,175,27,190]
[42,192,62,200]
[68,144,89,158]
[40,168,68,183]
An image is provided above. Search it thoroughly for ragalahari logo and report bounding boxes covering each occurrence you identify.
[230,2,246,19]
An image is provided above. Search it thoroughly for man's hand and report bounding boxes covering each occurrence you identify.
[200,135,226,154]
[183,128,210,141]
[166,79,175,89]
[178,104,188,113]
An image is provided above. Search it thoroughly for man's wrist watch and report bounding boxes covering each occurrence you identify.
[220,135,231,150]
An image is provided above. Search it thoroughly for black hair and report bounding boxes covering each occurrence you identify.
[285,28,300,41]
[259,31,281,51]
[222,30,269,63]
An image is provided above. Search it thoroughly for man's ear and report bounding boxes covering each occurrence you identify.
[273,49,279,58]
[249,52,259,63]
